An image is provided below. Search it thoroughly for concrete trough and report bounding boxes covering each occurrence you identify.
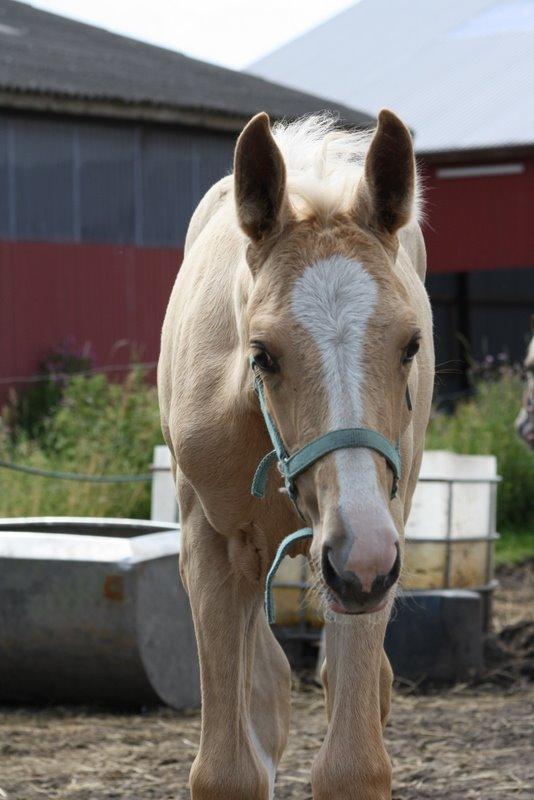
[0,517,200,709]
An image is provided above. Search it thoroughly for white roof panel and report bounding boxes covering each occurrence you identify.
[249,0,534,152]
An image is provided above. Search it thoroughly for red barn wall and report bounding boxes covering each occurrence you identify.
[0,240,182,393]
[2,154,533,403]
[0,109,235,401]
[421,156,534,274]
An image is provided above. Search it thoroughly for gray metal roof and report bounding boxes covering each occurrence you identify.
[250,0,534,153]
[0,0,374,130]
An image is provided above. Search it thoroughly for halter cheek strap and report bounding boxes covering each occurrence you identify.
[250,356,409,624]
[264,528,313,626]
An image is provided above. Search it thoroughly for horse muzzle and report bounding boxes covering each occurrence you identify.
[321,536,400,615]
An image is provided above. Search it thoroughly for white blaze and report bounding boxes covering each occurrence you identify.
[291,255,384,519]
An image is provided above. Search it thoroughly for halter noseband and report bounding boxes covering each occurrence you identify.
[249,356,408,623]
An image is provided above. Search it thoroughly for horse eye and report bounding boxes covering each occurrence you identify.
[403,336,420,364]
[253,349,276,373]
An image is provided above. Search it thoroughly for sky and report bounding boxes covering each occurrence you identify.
[24,0,356,70]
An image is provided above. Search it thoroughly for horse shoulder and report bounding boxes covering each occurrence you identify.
[159,176,237,422]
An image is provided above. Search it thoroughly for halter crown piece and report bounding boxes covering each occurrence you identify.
[249,356,407,624]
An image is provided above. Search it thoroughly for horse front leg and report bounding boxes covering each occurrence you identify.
[311,611,392,800]
[321,645,392,731]
[180,487,291,800]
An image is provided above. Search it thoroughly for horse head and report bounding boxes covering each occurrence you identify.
[235,110,425,615]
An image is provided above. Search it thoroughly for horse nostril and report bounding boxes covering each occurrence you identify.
[322,545,342,587]
[322,544,352,600]
[380,543,401,591]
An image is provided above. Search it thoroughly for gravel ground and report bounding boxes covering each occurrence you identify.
[1,562,532,800]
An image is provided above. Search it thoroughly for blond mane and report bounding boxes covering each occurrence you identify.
[271,114,422,224]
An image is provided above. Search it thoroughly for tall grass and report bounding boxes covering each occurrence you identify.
[427,372,533,531]
[0,370,162,519]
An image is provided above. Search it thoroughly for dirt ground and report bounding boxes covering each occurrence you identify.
[1,562,532,800]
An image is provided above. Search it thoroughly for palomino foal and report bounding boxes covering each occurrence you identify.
[158,110,434,799]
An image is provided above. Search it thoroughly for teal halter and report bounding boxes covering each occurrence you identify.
[250,357,404,623]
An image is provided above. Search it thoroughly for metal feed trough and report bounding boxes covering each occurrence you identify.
[0,517,199,709]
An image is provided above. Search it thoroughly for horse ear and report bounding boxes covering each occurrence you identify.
[355,109,415,237]
[234,112,288,241]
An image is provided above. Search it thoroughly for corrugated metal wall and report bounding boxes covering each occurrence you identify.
[1,110,533,399]
[0,112,235,246]
[421,157,534,395]
[0,240,180,384]
[422,160,534,274]
[0,111,236,395]
[428,267,534,397]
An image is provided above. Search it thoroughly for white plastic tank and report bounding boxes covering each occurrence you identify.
[404,450,499,592]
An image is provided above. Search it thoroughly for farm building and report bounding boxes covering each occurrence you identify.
[0,0,372,398]
[251,0,534,394]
